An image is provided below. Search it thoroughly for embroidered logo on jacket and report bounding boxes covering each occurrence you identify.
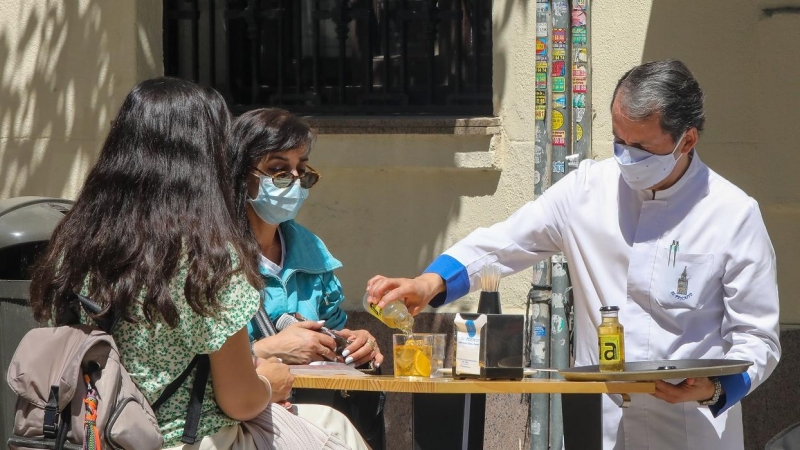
[671,266,692,300]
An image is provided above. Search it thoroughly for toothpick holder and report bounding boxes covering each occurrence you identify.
[477,291,501,314]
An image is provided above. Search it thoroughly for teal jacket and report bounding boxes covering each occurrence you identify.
[247,220,347,340]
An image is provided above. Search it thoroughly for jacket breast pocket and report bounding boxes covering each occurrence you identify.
[652,247,714,310]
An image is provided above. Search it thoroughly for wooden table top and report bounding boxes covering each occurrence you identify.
[293,374,655,395]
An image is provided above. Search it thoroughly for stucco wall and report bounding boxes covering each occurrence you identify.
[2,0,797,325]
[0,0,162,200]
[299,0,540,315]
[592,0,800,324]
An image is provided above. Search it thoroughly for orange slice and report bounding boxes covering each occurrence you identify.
[414,349,432,377]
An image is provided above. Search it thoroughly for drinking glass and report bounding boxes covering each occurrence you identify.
[413,333,447,377]
[393,334,434,378]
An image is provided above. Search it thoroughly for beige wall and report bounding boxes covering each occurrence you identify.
[592,0,800,323]
[0,0,161,199]
[2,0,798,323]
[300,0,540,315]
[312,0,800,324]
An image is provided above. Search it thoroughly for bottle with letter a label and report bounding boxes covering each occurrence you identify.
[598,306,625,372]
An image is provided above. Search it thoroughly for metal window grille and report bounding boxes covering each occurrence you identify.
[163,0,493,115]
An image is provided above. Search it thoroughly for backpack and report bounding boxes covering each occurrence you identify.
[5,294,209,450]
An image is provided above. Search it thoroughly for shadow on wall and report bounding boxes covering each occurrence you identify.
[0,2,142,199]
[641,1,800,449]
[298,165,502,303]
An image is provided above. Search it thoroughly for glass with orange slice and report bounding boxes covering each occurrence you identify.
[392,334,434,378]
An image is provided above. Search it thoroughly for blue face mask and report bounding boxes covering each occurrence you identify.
[248,176,309,225]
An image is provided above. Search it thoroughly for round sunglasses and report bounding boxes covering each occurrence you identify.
[250,165,321,189]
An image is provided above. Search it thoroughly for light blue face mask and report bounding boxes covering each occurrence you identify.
[248,175,309,225]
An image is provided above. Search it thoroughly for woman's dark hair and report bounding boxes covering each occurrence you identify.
[30,78,261,327]
[612,59,706,141]
[227,108,315,253]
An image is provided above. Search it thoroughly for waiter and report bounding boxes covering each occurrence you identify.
[366,59,780,449]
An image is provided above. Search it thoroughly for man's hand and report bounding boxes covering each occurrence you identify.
[336,328,384,367]
[651,377,717,404]
[252,321,337,364]
[256,357,294,403]
[365,273,445,316]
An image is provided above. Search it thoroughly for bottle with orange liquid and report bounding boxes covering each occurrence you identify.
[362,293,414,334]
[598,306,625,372]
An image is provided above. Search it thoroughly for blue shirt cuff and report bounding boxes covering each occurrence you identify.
[709,372,751,417]
[423,254,470,307]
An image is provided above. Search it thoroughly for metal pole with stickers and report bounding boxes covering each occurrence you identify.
[527,1,591,449]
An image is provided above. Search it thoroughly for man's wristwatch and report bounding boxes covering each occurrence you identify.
[698,377,722,406]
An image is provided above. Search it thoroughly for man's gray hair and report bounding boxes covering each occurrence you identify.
[612,60,705,141]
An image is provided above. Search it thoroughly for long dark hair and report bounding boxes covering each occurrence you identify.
[227,108,315,254]
[30,78,261,327]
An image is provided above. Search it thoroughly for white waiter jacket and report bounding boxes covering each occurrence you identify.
[425,152,780,449]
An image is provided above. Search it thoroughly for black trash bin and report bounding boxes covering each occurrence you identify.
[0,196,72,446]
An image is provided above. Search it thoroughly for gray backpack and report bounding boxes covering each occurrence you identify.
[6,294,209,450]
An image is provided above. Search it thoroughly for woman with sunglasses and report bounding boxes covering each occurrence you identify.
[229,108,382,448]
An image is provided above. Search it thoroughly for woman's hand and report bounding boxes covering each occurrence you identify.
[365,273,445,316]
[256,357,294,403]
[336,328,384,368]
[252,321,337,364]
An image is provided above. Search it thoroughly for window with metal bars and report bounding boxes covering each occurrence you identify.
[163,0,493,115]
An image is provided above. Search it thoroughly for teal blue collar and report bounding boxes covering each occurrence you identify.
[258,220,342,279]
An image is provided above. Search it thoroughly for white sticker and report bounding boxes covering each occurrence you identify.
[454,314,487,376]
[537,23,548,37]
[574,107,586,122]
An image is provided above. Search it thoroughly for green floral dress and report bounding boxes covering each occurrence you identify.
[92,262,261,447]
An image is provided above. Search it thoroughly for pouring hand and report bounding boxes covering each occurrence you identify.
[365,273,445,316]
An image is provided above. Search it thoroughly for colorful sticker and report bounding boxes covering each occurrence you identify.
[553,160,566,172]
[572,26,587,46]
[537,2,549,13]
[553,94,567,110]
[551,60,566,77]
[536,91,546,106]
[536,38,547,56]
[575,0,588,10]
[552,77,566,93]
[573,93,586,108]
[574,48,588,63]
[553,131,566,147]
[574,107,586,122]
[553,28,566,45]
[573,65,588,79]
[536,72,547,90]
[576,124,584,142]
[537,22,548,37]
[573,79,587,93]
[553,48,566,61]
[536,61,548,73]
[552,110,564,130]
[535,91,546,121]
[572,10,587,27]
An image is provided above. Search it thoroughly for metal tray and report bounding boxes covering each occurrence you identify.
[559,359,752,382]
